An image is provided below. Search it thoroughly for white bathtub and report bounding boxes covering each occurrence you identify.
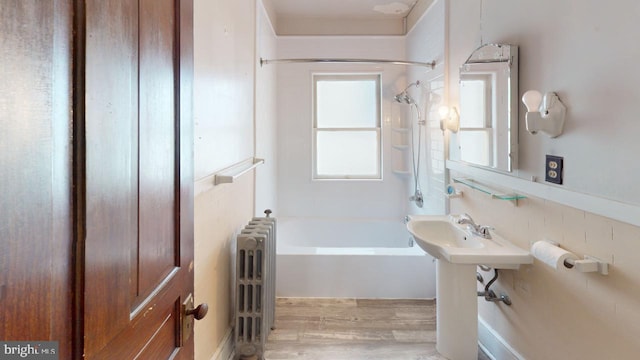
[276,217,436,299]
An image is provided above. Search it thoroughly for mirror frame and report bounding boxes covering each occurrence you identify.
[457,43,519,173]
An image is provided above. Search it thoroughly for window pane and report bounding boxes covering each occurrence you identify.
[316,79,377,128]
[316,131,379,177]
[460,77,490,128]
[459,130,492,167]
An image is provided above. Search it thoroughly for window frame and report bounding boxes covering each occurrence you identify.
[312,73,382,180]
[459,72,496,167]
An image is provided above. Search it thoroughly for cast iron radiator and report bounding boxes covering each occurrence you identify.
[234,210,276,359]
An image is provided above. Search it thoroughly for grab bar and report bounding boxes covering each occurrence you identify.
[214,157,264,185]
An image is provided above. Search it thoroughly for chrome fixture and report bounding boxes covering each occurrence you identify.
[408,237,415,248]
[410,190,424,208]
[477,268,512,306]
[522,90,566,138]
[395,81,424,208]
[456,213,492,239]
[394,81,420,105]
[394,93,415,104]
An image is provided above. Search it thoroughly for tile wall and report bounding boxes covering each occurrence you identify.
[451,181,640,359]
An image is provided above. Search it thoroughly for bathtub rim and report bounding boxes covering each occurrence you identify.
[276,216,426,256]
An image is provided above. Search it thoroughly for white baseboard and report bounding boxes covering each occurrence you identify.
[210,328,234,360]
[478,317,525,360]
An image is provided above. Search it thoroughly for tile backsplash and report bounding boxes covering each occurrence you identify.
[451,183,640,359]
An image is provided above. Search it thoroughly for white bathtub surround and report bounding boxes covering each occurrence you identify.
[276,217,436,299]
[405,0,447,217]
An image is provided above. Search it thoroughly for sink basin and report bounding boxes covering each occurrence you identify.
[407,215,532,269]
[407,215,533,360]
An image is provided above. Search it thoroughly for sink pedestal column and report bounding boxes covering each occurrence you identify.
[436,260,478,360]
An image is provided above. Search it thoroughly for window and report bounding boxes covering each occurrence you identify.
[459,74,493,167]
[313,74,381,179]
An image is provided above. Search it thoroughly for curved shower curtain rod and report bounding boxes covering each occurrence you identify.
[259,57,436,69]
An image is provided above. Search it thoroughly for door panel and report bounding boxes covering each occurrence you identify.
[84,0,138,355]
[0,1,73,358]
[134,302,181,359]
[0,0,193,358]
[83,0,195,358]
[89,284,182,359]
[136,0,178,306]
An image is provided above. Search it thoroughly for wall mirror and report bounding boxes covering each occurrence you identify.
[455,44,518,172]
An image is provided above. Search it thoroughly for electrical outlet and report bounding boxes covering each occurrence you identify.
[545,155,563,184]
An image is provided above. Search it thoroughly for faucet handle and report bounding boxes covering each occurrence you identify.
[456,213,472,224]
[477,225,493,238]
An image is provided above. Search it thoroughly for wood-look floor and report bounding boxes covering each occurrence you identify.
[264,298,490,360]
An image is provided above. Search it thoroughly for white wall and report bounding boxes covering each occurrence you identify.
[255,1,278,216]
[192,1,277,359]
[275,36,409,219]
[193,0,255,180]
[448,0,640,206]
[446,0,640,358]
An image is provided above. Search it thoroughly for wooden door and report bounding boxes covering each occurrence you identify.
[80,0,199,358]
[0,1,74,358]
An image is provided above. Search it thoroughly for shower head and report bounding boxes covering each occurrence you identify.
[394,92,415,104]
[394,80,421,104]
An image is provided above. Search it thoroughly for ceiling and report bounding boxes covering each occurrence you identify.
[263,0,432,36]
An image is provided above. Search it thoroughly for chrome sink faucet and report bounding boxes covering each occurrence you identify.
[456,213,492,239]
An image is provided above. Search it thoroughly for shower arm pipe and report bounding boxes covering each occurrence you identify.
[259,57,436,70]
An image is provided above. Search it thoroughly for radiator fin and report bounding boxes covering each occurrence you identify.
[234,213,276,359]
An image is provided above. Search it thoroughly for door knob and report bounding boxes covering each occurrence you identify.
[181,294,208,345]
[186,303,208,320]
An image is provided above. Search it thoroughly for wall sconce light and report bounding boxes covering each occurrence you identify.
[439,106,460,133]
[521,90,566,138]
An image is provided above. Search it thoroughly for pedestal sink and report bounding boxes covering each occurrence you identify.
[406,215,532,360]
